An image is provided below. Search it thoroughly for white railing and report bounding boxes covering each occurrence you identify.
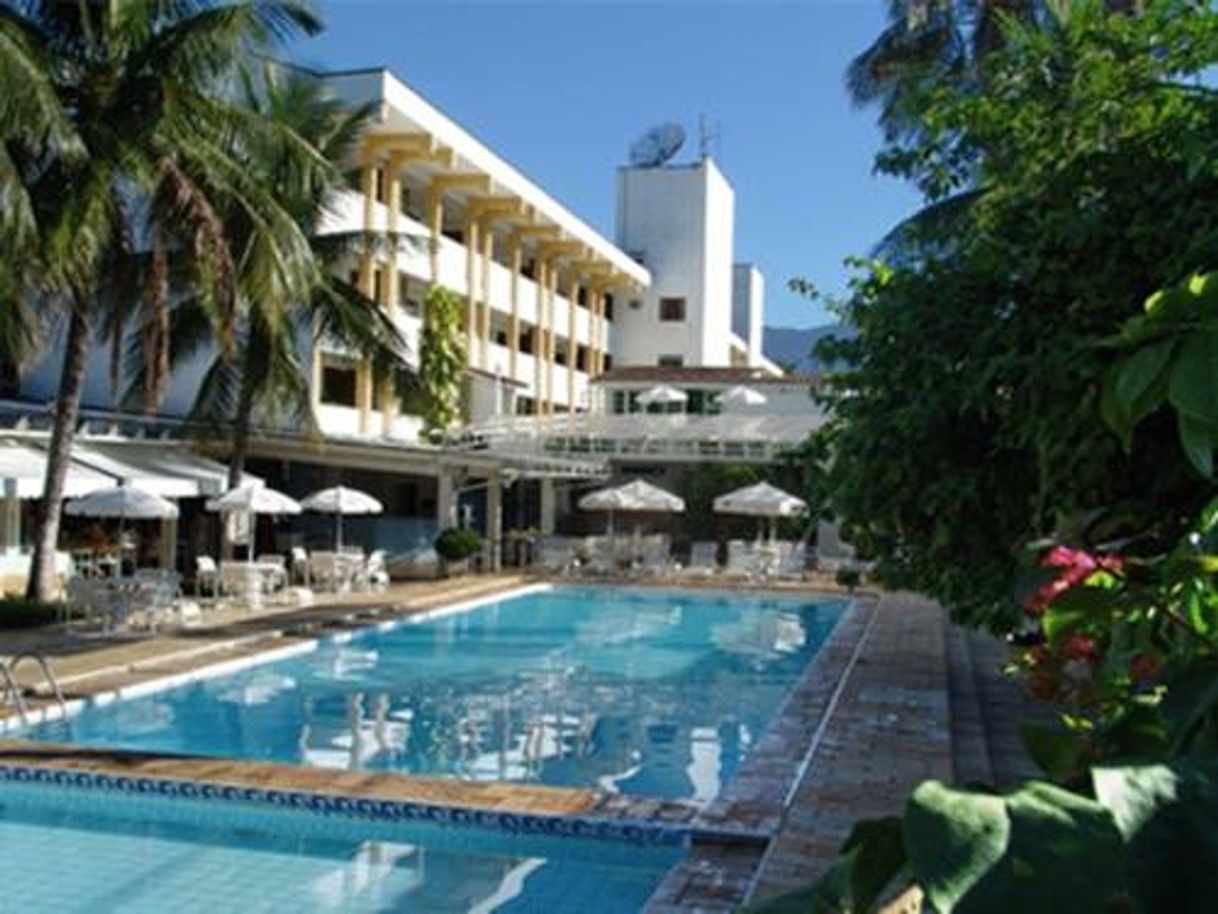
[445,412,823,464]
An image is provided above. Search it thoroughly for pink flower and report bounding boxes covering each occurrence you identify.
[1023,546,1123,616]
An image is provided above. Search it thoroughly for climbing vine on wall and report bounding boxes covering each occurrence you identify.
[418,285,466,440]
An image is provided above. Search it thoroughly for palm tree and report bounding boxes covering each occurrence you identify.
[0,1,324,602]
[120,66,414,489]
[847,0,1046,141]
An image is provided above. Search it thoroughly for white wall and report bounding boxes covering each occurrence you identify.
[732,263,765,364]
[614,159,736,368]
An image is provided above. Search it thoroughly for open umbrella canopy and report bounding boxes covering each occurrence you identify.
[301,485,383,552]
[206,484,301,515]
[636,385,688,407]
[300,486,383,515]
[717,385,767,409]
[65,486,179,521]
[580,479,685,513]
[713,481,806,518]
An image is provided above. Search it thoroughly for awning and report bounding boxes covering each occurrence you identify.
[66,441,259,498]
[0,440,113,499]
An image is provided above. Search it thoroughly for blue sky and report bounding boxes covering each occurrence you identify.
[293,1,923,328]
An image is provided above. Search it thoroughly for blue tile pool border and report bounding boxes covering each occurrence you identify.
[0,761,690,848]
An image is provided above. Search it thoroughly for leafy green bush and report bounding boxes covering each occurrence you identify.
[835,568,862,591]
[434,527,481,563]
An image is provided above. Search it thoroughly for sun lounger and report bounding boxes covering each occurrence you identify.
[815,521,871,574]
[681,540,719,577]
[724,540,756,579]
[535,537,578,575]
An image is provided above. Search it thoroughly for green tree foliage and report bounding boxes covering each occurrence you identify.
[418,285,466,439]
[814,1,1218,629]
[0,0,322,600]
[122,65,413,486]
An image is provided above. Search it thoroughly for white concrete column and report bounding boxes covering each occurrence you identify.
[2,481,20,554]
[539,478,556,535]
[436,473,456,529]
[486,470,502,571]
[159,516,177,569]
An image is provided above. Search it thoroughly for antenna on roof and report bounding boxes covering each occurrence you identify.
[628,122,685,168]
[698,114,721,161]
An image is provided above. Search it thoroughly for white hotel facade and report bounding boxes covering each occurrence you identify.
[311,67,780,438]
[2,65,819,579]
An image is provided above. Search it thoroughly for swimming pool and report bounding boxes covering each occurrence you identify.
[0,775,680,913]
[27,585,844,802]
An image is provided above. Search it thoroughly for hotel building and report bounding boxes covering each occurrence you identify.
[2,64,818,581]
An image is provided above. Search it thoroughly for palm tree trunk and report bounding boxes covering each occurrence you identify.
[227,373,257,490]
[27,306,91,603]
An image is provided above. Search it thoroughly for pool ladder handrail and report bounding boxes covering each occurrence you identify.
[0,663,29,725]
[0,653,68,725]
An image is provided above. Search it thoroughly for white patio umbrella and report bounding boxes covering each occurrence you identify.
[579,479,684,535]
[714,481,807,541]
[300,485,383,551]
[206,483,301,563]
[66,485,179,568]
[66,485,180,521]
[636,385,688,410]
[717,385,767,409]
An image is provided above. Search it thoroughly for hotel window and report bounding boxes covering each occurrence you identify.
[399,276,420,316]
[603,354,613,370]
[657,354,684,368]
[515,396,535,415]
[555,343,567,367]
[519,326,535,355]
[374,168,386,204]
[659,297,686,322]
[320,358,358,407]
[575,345,588,372]
[604,295,615,321]
[372,268,384,304]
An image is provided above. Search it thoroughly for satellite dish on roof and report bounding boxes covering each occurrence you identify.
[629,122,686,168]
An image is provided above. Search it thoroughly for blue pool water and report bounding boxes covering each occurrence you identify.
[0,780,680,913]
[29,586,844,801]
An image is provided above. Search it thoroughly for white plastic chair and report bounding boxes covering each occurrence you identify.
[195,556,218,596]
[683,541,719,577]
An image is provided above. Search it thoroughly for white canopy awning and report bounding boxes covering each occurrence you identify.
[0,440,113,499]
[714,481,807,518]
[69,441,258,498]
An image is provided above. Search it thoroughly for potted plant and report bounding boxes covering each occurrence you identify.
[434,527,481,577]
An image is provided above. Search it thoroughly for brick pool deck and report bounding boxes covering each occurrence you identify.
[0,578,1036,912]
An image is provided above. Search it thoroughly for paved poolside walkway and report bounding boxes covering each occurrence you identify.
[645,591,1040,912]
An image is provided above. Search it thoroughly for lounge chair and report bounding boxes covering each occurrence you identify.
[634,541,671,576]
[724,540,756,579]
[535,536,577,575]
[387,548,441,581]
[195,555,218,596]
[815,521,871,574]
[579,536,616,576]
[682,540,719,577]
[774,542,808,581]
[364,549,389,590]
[289,546,310,586]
